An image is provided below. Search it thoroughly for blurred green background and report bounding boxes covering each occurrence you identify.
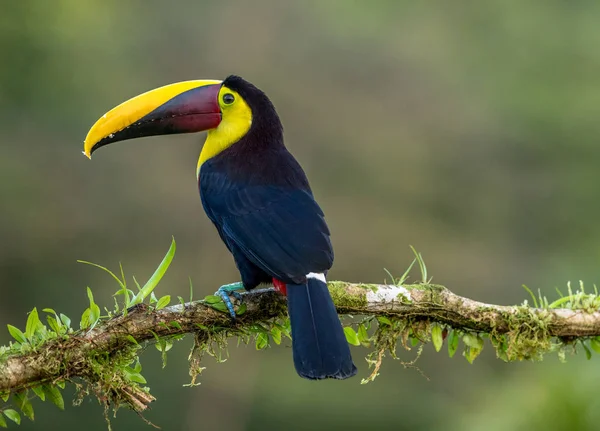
[2,1,600,430]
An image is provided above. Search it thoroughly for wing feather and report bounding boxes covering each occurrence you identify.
[200,170,333,283]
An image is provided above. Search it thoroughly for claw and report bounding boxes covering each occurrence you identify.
[215,282,244,319]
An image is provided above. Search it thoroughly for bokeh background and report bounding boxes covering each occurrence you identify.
[2,1,600,430]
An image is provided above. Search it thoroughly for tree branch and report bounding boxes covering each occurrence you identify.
[1,281,599,415]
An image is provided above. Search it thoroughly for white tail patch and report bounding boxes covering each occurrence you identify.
[306,272,326,283]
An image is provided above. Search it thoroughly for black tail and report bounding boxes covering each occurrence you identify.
[286,276,357,380]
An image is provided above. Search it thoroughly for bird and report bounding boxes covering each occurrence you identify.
[83,75,357,380]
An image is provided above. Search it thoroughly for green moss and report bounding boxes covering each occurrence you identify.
[493,306,553,361]
[402,283,446,306]
[328,281,368,308]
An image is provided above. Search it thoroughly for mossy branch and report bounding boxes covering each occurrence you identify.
[2,240,600,428]
[2,281,600,401]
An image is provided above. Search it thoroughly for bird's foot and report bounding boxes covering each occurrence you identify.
[215,282,244,319]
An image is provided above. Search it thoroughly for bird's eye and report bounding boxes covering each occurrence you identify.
[223,93,235,105]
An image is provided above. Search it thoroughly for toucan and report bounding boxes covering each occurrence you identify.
[83,75,357,380]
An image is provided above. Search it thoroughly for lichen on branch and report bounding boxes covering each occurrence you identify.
[2,241,600,428]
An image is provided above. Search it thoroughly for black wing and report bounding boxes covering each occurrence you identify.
[200,168,333,284]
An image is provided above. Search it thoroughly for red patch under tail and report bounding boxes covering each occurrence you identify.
[272,278,287,296]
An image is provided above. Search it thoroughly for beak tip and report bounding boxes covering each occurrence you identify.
[82,149,92,160]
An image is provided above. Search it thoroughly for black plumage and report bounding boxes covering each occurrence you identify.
[199,76,357,379]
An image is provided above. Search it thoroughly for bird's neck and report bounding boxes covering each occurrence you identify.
[197,116,284,178]
[197,111,253,176]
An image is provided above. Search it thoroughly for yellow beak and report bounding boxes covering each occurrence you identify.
[83,80,223,158]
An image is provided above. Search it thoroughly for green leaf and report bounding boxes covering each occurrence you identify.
[398,258,417,285]
[0,412,6,428]
[462,334,484,364]
[204,295,222,304]
[152,336,172,368]
[383,268,396,285]
[462,334,483,349]
[255,333,268,350]
[89,303,101,329]
[60,314,71,329]
[7,325,27,344]
[43,385,64,410]
[3,410,20,425]
[357,324,369,344]
[113,288,135,297]
[131,237,176,305]
[283,318,292,334]
[583,342,592,360]
[343,327,360,346]
[46,316,62,335]
[156,295,171,310]
[14,391,33,421]
[0,392,8,402]
[154,341,173,352]
[236,303,247,315]
[56,380,65,389]
[431,324,443,352]
[410,245,428,283]
[270,327,282,345]
[25,308,45,341]
[80,308,91,329]
[464,344,483,364]
[377,316,392,327]
[42,308,66,335]
[77,260,126,290]
[591,337,600,354]
[125,369,147,384]
[210,302,229,313]
[130,373,147,384]
[31,386,45,401]
[169,321,182,331]
[448,330,459,358]
[87,287,95,306]
[273,322,291,340]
